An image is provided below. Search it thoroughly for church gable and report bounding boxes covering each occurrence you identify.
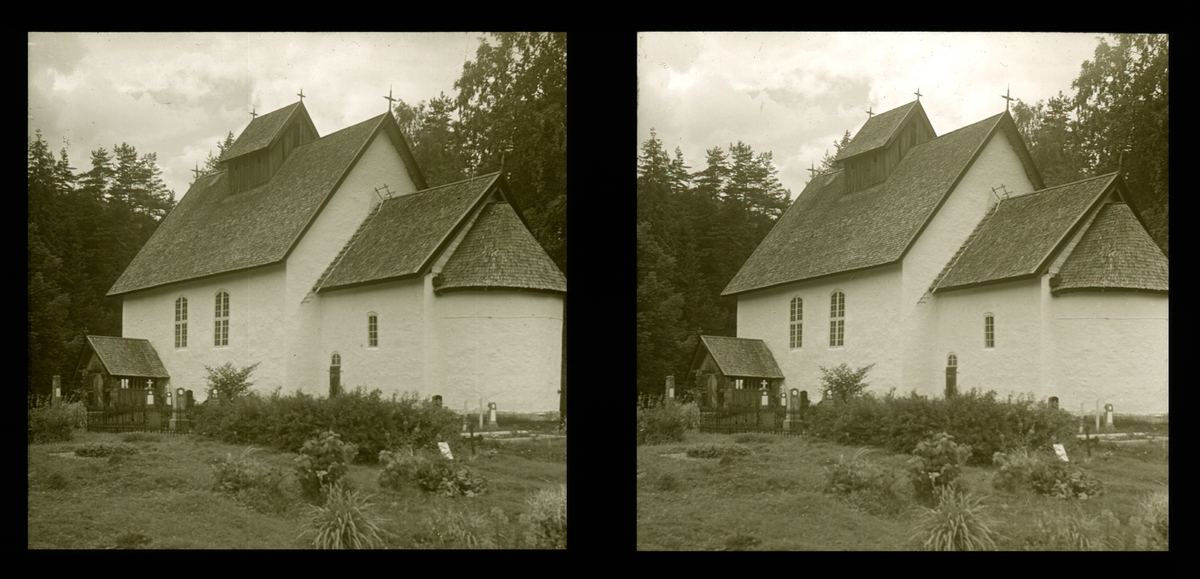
[436,202,566,294]
[836,100,937,192]
[220,102,321,193]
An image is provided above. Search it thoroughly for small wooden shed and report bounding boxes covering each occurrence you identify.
[689,335,785,410]
[75,335,171,409]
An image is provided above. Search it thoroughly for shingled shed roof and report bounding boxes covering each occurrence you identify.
[934,173,1117,292]
[220,102,306,161]
[316,174,500,291]
[1055,203,1169,294]
[437,203,566,294]
[83,336,170,378]
[109,113,397,296]
[724,112,1020,296]
[836,100,929,160]
[695,336,784,378]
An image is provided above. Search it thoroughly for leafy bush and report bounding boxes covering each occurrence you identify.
[191,388,459,463]
[1027,460,1103,500]
[74,442,140,458]
[806,389,1075,465]
[910,488,1003,551]
[28,397,86,444]
[203,361,260,403]
[991,448,1045,492]
[300,483,388,549]
[377,448,488,497]
[425,507,510,549]
[818,362,876,403]
[637,396,699,445]
[824,448,898,495]
[295,431,358,502]
[519,484,566,549]
[907,432,971,503]
[212,446,290,513]
[684,442,751,459]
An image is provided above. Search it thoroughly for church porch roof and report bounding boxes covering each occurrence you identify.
[694,336,785,379]
[81,336,170,378]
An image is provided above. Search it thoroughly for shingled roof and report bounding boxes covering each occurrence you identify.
[724,111,1024,296]
[109,112,397,296]
[1055,203,1169,294]
[934,173,1117,291]
[696,336,784,378]
[220,102,305,161]
[84,336,170,378]
[437,203,566,293]
[836,100,925,160]
[315,174,501,291]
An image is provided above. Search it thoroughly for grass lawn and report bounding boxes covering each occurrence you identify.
[28,430,565,549]
[637,431,1167,550]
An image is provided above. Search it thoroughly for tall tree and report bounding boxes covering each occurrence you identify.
[200,131,236,176]
[819,130,853,174]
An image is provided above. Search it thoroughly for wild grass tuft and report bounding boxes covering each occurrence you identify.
[519,484,566,549]
[910,487,1003,551]
[300,483,389,549]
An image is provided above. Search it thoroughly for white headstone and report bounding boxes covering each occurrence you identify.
[1053,443,1069,462]
[438,441,453,460]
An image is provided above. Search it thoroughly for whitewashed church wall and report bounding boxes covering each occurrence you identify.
[927,279,1042,399]
[900,129,1036,395]
[284,131,419,397]
[435,291,564,414]
[121,264,287,400]
[1051,292,1168,416]
[312,278,426,398]
[736,265,902,396]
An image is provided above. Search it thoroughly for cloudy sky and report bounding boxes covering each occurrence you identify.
[637,32,1109,198]
[28,32,484,197]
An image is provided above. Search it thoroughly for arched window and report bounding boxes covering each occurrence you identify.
[214,291,229,347]
[174,297,188,348]
[368,313,378,348]
[332,352,341,366]
[789,297,803,349]
[948,353,957,367]
[829,291,845,347]
[984,313,995,349]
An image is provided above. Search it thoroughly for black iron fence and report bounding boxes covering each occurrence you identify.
[698,405,808,435]
[85,407,193,434]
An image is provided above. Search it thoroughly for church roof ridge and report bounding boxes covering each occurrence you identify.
[835,100,923,160]
[220,101,306,161]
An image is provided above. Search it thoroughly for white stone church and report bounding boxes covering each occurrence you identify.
[696,100,1167,417]
[98,100,565,415]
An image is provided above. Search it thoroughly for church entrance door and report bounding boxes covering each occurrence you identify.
[945,354,957,398]
[330,353,341,398]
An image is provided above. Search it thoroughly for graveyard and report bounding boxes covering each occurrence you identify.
[637,429,1167,550]
[28,426,565,549]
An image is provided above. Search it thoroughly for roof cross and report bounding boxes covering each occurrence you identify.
[1001,85,1015,112]
[913,87,923,101]
[249,107,257,120]
[191,163,202,180]
[807,162,819,179]
[383,85,397,111]
[865,106,874,119]
[297,88,305,102]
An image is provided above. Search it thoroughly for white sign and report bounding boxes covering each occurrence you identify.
[1052,443,1069,462]
[438,442,453,460]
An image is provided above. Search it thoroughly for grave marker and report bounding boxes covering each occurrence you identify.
[1053,443,1069,462]
[438,441,453,460]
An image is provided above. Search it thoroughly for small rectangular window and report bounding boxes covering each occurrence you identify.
[985,315,995,349]
[368,314,378,348]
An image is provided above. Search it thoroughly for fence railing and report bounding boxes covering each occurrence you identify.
[698,406,807,435]
[85,407,192,434]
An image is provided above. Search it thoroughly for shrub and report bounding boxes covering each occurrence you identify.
[1027,460,1103,500]
[212,446,290,513]
[295,431,358,502]
[378,448,487,497]
[28,397,86,444]
[203,361,260,403]
[684,442,751,459]
[824,447,898,495]
[818,362,876,403]
[907,432,971,503]
[300,483,388,549]
[991,448,1045,492]
[74,442,140,458]
[426,507,510,549]
[637,396,699,445]
[519,484,566,549]
[1023,507,1109,550]
[910,487,1002,551]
